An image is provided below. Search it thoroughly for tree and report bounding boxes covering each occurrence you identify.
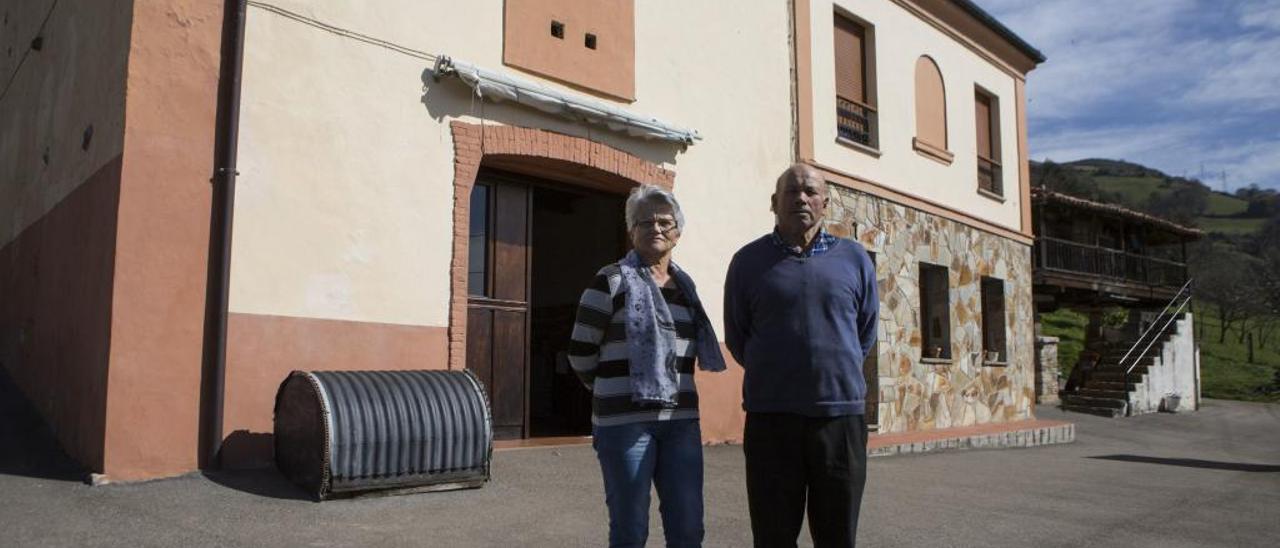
[1146,183,1209,224]
[1190,244,1264,343]
[1033,160,1096,197]
[1254,248,1280,349]
[1253,216,1280,257]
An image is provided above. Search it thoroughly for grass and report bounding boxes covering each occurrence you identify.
[1094,175,1165,207]
[1194,216,1267,235]
[1041,308,1087,377]
[1092,175,1251,219]
[1204,191,1249,216]
[1193,301,1280,403]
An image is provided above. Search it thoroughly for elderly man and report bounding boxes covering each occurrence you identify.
[723,163,879,548]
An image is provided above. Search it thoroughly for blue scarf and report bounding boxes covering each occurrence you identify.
[619,251,726,407]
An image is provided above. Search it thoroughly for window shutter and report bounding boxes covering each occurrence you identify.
[834,16,866,104]
[975,92,993,160]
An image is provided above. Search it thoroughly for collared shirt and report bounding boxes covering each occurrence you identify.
[770,227,837,258]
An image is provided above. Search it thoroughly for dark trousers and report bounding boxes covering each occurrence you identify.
[743,413,868,548]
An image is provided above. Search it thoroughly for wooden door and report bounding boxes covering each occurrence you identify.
[466,174,530,440]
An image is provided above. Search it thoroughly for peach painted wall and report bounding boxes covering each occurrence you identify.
[0,1,131,248]
[503,0,636,100]
[101,0,223,481]
[220,313,449,468]
[0,0,134,473]
[0,158,122,473]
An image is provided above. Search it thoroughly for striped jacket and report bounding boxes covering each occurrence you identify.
[566,264,700,427]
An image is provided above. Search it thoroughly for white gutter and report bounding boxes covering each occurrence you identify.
[432,56,701,145]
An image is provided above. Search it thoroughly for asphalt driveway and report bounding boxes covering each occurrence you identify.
[1,398,1277,547]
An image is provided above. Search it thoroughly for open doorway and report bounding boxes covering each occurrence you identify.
[528,185,627,437]
[465,168,628,439]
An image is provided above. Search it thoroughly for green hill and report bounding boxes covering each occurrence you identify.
[1033,158,1265,238]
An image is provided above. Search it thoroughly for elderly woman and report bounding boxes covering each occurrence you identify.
[567,184,726,548]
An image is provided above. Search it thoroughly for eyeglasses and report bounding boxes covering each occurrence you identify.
[632,218,678,233]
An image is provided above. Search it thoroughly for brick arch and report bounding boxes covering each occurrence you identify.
[447,121,675,370]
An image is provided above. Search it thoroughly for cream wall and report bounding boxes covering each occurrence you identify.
[231,0,793,331]
[810,0,1023,231]
[0,0,132,247]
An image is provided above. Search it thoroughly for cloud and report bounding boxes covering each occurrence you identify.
[978,0,1280,190]
[1030,122,1200,163]
[1180,34,1280,111]
[984,0,1201,121]
[1239,1,1280,31]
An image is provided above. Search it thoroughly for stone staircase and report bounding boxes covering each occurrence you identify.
[1060,336,1171,417]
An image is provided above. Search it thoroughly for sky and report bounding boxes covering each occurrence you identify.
[978,0,1280,192]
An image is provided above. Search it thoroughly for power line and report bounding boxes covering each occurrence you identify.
[0,0,60,107]
[246,1,437,63]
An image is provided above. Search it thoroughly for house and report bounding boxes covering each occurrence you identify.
[1032,187,1202,416]
[0,0,1044,481]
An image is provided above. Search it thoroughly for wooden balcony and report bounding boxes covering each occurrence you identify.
[1037,237,1188,287]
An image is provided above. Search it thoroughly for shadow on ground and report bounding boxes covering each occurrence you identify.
[201,466,315,502]
[1088,454,1280,472]
[0,366,86,482]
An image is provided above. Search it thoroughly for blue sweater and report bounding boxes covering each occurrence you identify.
[723,234,878,416]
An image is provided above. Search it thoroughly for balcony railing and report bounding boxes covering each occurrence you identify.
[1037,236,1189,288]
[978,156,1002,196]
[837,96,877,148]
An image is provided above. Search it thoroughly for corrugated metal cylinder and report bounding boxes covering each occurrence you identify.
[274,369,492,500]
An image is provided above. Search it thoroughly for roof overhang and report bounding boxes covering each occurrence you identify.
[1032,187,1204,239]
[911,0,1046,75]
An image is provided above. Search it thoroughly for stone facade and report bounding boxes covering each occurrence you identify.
[826,187,1036,434]
[1035,335,1061,404]
[867,421,1074,457]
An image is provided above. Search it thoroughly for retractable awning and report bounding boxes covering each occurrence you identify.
[432,56,701,145]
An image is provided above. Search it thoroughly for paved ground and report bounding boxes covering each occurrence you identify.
[2,395,1278,547]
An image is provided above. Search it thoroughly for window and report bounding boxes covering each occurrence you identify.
[467,183,490,296]
[834,12,878,149]
[912,56,952,164]
[919,263,951,360]
[975,87,1002,197]
[980,277,1007,364]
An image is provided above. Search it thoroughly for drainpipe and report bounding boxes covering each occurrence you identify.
[201,0,247,469]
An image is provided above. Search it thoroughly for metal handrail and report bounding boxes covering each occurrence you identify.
[836,95,877,147]
[1120,279,1193,375]
[978,156,1002,195]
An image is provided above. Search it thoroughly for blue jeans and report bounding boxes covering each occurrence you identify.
[593,419,705,548]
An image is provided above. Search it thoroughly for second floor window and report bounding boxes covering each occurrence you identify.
[975,88,1002,197]
[834,12,877,150]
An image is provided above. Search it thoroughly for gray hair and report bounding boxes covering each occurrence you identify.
[624,184,685,230]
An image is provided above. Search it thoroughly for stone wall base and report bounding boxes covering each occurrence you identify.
[868,419,1074,457]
